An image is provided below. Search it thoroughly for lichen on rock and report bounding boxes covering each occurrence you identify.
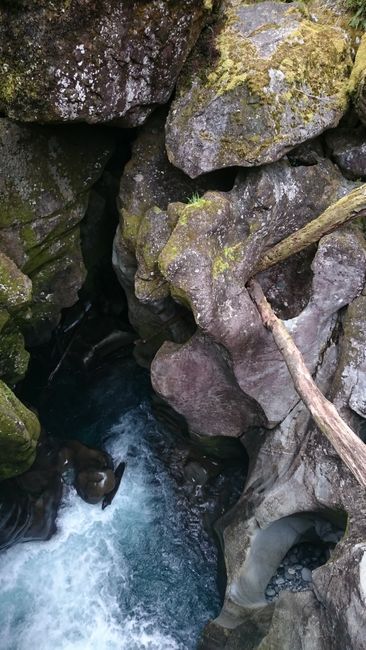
[166,0,353,177]
[0,0,211,125]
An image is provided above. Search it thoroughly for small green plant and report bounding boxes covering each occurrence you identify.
[187,192,201,204]
[347,0,366,30]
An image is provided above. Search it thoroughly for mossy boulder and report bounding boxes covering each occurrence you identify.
[113,110,232,364]
[0,380,40,480]
[0,0,210,125]
[166,0,353,177]
[0,118,113,344]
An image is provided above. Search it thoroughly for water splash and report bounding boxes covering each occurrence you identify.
[0,364,220,650]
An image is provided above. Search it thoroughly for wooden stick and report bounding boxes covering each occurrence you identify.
[247,279,366,489]
[254,184,366,274]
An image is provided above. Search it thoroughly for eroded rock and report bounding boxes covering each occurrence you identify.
[113,110,233,365]
[152,160,361,432]
[166,0,352,177]
[200,275,366,649]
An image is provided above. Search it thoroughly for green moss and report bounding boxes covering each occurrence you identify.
[173,1,351,166]
[121,209,143,250]
[0,379,40,480]
[212,243,243,277]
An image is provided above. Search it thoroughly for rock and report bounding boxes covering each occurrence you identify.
[0,118,113,345]
[200,283,366,649]
[0,251,31,384]
[349,34,366,125]
[265,588,276,598]
[0,251,31,311]
[113,110,233,366]
[0,436,63,549]
[301,568,312,582]
[152,160,362,433]
[0,380,40,480]
[166,0,352,177]
[75,469,116,505]
[0,1,210,125]
[151,331,263,439]
[326,125,366,179]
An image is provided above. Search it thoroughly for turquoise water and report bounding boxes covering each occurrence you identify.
[0,361,221,650]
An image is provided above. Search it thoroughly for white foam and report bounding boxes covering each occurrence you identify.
[0,406,218,650]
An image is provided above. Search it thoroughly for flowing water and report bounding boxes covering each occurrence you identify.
[0,359,223,650]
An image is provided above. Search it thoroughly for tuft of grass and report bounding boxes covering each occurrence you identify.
[187,192,202,204]
[347,0,366,30]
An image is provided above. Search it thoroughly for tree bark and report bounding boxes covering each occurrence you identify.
[254,184,366,274]
[247,278,366,489]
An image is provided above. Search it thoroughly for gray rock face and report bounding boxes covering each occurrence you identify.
[326,125,366,179]
[0,119,113,344]
[151,331,264,438]
[0,1,209,125]
[152,158,359,433]
[200,304,366,649]
[166,0,352,177]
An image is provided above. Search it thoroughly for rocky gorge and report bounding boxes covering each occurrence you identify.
[1,1,366,649]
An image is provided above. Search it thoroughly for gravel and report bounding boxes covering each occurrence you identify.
[265,542,331,602]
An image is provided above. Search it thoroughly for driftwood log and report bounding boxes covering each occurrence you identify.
[247,279,366,489]
[255,183,366,274]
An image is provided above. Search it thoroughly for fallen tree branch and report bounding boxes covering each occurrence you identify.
[247,278,366,489]
[254,184,366,274]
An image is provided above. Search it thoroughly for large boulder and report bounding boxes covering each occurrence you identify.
[0,0,210,125]
[166,0,353,177]
[0,119,113,345]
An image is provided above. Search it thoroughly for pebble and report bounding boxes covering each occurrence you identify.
[265,542,329,602]
[266,588,276,597]
[301,568,312,582]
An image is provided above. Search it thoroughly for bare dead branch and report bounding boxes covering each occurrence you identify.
[247,278,366,489]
